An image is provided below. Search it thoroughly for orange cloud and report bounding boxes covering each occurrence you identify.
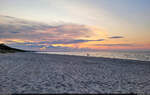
[40,47,47,50]
[42,24,107,41]
[0,38,35,44]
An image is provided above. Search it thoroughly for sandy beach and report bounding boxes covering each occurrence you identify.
[0,52,150,94]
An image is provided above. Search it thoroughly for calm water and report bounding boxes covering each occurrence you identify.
[37,51,150,61]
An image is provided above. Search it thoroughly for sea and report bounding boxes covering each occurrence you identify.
[36,50,150,61]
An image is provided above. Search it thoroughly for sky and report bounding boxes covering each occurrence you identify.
[0,0,150,51]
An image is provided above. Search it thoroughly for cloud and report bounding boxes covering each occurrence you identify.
[0,15,106,42]
[109,36,124,39]
[11,31,20,34]
[5,38,105,51]
[94,44,133,46]
[0,15,105,41]
[38,39,105,44]
[7,42,93,51]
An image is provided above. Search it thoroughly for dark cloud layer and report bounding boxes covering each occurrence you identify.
[109,36,124,39]
[38,39,105,44]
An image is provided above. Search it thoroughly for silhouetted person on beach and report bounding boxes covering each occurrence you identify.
[87,53,90,57]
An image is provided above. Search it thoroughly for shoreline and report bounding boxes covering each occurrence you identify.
[0,52,150,94]
[35,52,150,62]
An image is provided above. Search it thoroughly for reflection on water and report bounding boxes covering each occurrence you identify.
[37,51,150,61]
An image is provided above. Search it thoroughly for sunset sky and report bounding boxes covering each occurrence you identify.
[0,0,150,51]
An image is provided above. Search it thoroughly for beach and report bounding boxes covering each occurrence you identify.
[0,52,150,94]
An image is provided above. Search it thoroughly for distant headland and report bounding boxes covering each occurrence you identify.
[0,44,27,53]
